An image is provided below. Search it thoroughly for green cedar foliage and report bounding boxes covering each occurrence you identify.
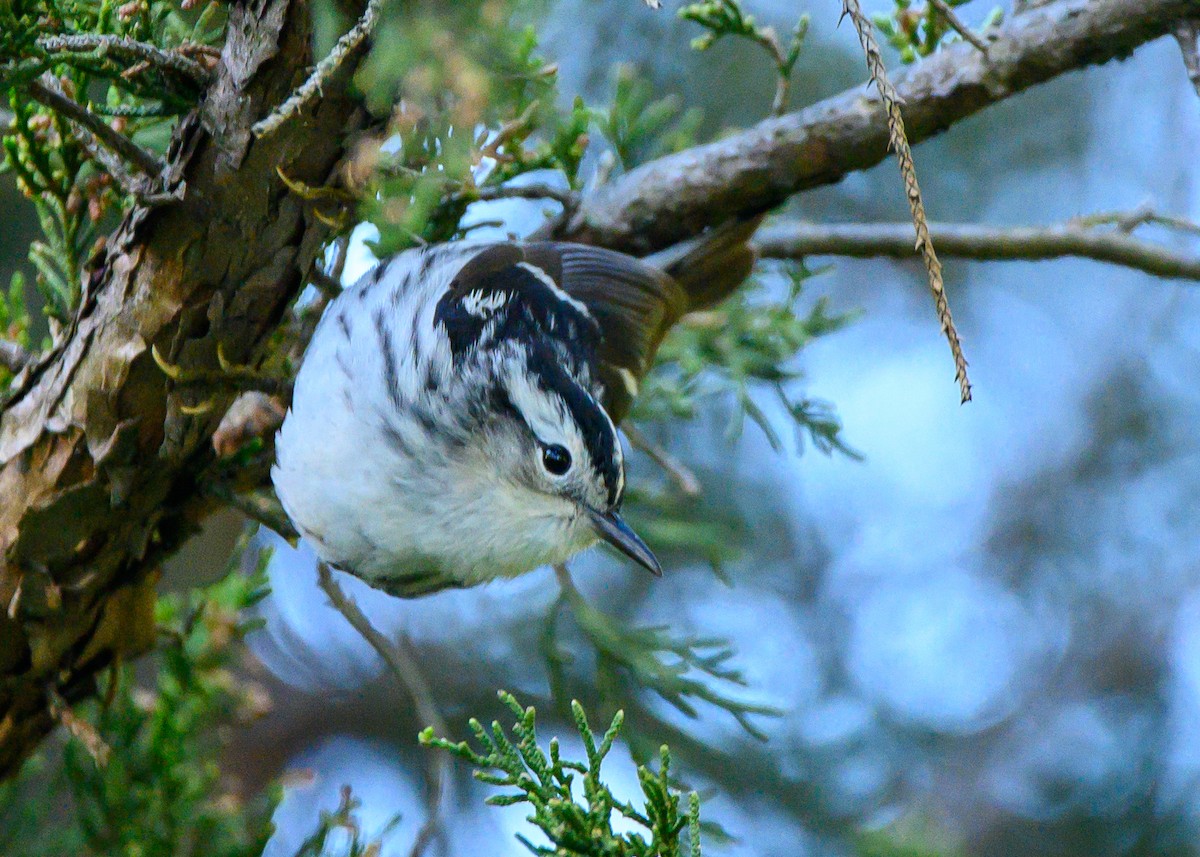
[421,691,704,857]
[0,534,276,857]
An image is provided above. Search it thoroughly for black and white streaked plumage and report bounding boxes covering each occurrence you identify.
[272,226,756,598]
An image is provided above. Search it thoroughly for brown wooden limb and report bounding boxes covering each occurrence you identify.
[556,0,1198,254]
[0,0,366,778]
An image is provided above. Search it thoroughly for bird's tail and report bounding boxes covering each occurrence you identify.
[648,215,763,313]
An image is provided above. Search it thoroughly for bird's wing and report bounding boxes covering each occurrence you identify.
[437,242,686,423]
[521,243,687,423]
[436,242,602,366]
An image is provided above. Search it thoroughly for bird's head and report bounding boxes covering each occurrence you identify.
[457,339,661,578]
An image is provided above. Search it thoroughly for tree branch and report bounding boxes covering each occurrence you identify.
[251,0,383,137]
[0,0,366,778]
[557,0,1197,253]
[26,79,166,179]
[468,182,578,207]
[1072,204,1200,236]
[755,219,1200,280]
[624,423,702,497]
[35,34,212,86]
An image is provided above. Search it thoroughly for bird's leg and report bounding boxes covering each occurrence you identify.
[152,343,291,415]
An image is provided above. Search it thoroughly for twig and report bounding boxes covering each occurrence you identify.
[252,0,383,137]
[177,43,223,62]
[468,183,578,207]
[316,563,449,857]
[32,77,175,204]
[840,0,972,403]
[0,340,32,374]
[36,34,212,86]
[623,423,702,497]
[309,268,343,299]
[679,3,805,116]
[468,182,582,234]
[47,687,111,767]
[307,233,350,307]
[554,562,574,591]
[329,234,351,281]
[458,218,507,235]
[928,0,989,54]
[207,482,298,540]
[477,102,542,163]
[1174,23,1200,93]
[1071,204,1200,236]
[753,23,803,117]
[26,79,166,179]
[740,24,802,116]
[755,219,1200,281]
[771,59,792,116]
[61,105,175,205]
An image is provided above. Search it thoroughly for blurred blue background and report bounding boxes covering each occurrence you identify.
[154,1,1200,854]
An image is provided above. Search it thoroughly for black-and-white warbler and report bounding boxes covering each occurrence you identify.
[272,222,756,597]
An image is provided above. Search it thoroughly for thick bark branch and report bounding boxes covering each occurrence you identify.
[0,0,365,776]
[558,0,1199,254]
[755,220,1200,280]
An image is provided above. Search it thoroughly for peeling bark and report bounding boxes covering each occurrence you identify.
[0,0,365,776]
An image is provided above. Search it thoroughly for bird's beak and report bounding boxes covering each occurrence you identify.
[587,508,662,577]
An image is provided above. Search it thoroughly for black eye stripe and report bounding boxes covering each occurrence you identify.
[523,348,621,505]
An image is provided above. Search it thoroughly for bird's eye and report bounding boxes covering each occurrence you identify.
[542,444,572,476]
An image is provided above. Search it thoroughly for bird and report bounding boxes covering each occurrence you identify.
[272,221,757,598]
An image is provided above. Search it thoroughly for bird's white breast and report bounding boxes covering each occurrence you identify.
[275,247,468,580]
